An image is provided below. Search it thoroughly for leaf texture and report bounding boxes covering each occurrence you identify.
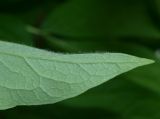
[0,41,153,110]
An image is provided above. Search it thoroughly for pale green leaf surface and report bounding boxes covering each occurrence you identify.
[0,41,153,110]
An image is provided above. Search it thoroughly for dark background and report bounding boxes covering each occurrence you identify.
[0,0,160,119]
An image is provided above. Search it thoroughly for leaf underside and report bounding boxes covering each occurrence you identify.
[0,41,153,110]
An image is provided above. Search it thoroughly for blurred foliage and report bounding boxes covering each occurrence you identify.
[0,0,160,119]
[0,14,33,45]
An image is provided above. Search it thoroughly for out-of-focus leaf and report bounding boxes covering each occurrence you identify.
[41,36,115,52]
[42,0,160,39]
[41,35,157,53]
[153,0,160,17]
[124,58,160,95]
[16,0,65,24]
[61,77,160,119]
[1,105,120,119]
[0,41,153,110]
[0,15,33,45]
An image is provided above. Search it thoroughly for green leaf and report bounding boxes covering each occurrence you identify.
[61,78,160,119]
[15,0,64,24]
[42,0,160,39]
[60,46,160,119]
[0,14,33,46]
[1,104,120,119]
[0,41,153,110]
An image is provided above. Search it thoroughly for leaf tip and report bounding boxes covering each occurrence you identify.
[139,58,155,66]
